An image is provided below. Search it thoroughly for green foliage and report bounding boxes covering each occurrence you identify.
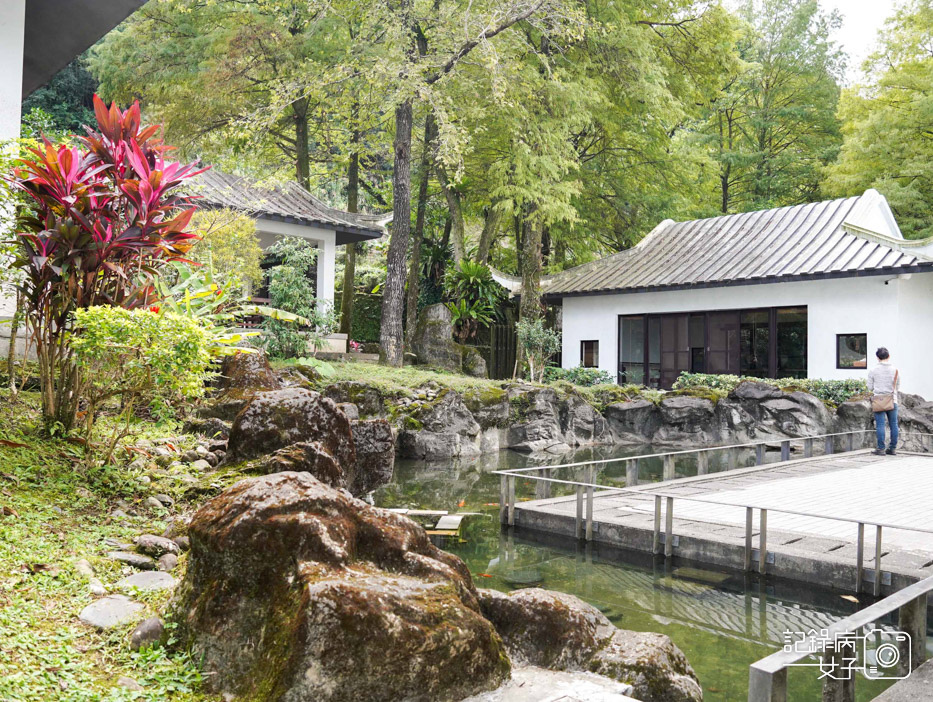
[71,307,212,460]
[189,208,264,292]
[673,372,867,405]
[516,318,561,383]
[21,55,98,134]
[442,260,506,341]
[335,292,382,344]
[824,0,933,239]
[543,366,614,387]
[263,238,336,359]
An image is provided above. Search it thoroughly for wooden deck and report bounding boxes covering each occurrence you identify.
[511,451,933,593]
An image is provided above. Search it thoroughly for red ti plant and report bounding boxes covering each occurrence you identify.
[9,95,205,431]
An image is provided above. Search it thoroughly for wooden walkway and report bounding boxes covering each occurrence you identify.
[512,451,933,592]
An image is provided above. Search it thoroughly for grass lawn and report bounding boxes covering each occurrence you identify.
[0,390,214,701]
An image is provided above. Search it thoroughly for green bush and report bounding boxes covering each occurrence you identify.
[71,306,212,461]
[544,366,614,387]
[673,372,867,405]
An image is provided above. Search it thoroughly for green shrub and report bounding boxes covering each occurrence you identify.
[71,306,212,461]
[544,366,614,387]
[673,372,867,405]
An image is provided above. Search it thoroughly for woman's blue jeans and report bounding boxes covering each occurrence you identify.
[874,404,899,450]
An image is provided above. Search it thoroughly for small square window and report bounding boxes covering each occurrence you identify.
[581,340,599,368]
[837,334,867,369]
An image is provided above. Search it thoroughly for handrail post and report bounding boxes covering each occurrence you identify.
[759,509,768,574]
[874,525,883,596]
[803,438,813,458]
[499,475,508,525]
[697,451,709,476]
[846,432,854,452]
[575,485,583,539]
[507,475,515,527]
[663,454,675,481]
[780,441,790,462]
[745,507,754,572]
[728,447,737,470]
[626,458,639,487]
[664,496,674,557]
[653,495,662,554]
[856,523,864,593]
[585,467,594,542]
[825,436,834,455]
[755,443,765,466]
[543,467,551,499]
[748,666,787,702]
[821,645,856,702]
[898,593,928,677]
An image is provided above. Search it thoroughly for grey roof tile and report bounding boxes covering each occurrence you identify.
[191,169,390,242]
[545,193,933,297]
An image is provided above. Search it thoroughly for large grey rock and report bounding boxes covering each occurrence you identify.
[463,387,511,430]
[323,381,389,417]
[398,390,482,459]
[560,394,612,447]
[507,387,567,453]
[733,381,783,401]
[349,419,395,494]
[117,571,177,592]
[410,303,488,378]
[225,388,356,468]
[653,396,718,445]
[255,441,346,490]
[173,472,510,702]
[79,595,144,630]
[218,350,281,391]
[477,589,701,702]
[460,666,636,702]
[604,399,661,444]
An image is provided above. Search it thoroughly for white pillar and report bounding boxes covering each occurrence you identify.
[0,0,25,142]
[315,230,336,310]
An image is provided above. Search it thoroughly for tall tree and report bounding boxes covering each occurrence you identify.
[824,0,933,239]
[701,0,843,213]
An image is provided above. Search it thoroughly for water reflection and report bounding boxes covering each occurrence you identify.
[374,445,914,701]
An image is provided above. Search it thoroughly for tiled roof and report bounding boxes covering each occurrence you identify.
[545,191,933,298]
[192,169,390,243]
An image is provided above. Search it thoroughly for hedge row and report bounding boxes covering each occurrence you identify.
[673,372,868,405]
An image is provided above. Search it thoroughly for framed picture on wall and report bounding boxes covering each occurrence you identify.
[836,333,867,369]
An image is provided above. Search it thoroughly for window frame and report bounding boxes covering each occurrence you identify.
[580,339,599,368]
[836,333,868,370]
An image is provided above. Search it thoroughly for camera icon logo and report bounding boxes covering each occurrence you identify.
[862,629,910,680]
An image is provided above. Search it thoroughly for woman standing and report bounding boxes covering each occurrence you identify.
[867,347,899,456]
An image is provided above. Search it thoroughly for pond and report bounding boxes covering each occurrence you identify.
[374,445,924,701]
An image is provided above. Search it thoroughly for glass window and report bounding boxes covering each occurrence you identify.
[708,311,740,375]
[581,340,599,368]
[740,309,770,377]
[837,333,867,369]
[618,316,645,385]
[689,314,705,372]
[647,316,661,388]
[777,307,808,379]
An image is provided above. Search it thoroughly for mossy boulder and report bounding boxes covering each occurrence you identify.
[409,304,487,378]
[349,419,395,495]
[477,588,701,702]
[253,441,346,490]
[226,388,356,469]
[173,472,510,701]
[218,351,282,391]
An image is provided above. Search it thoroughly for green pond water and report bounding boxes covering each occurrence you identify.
[374,445,929,701]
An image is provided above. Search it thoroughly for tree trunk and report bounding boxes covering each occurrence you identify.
[379,98,414,367]
[339,150,360,336]
[476,204,502,265]
[519,212,543,325]
[293,98,310,190]
[437,164,466,264]
[405,112,437,346]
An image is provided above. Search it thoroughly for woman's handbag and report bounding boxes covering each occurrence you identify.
[871,370,899,413]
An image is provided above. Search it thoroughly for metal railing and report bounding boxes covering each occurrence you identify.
[747,573,932,701]
[494,430,933,595]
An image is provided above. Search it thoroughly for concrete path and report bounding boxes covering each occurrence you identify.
[511,451,933,592]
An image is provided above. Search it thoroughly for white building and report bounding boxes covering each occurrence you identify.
[551,190,933,398]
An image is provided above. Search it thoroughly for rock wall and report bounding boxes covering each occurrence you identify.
[326,379,933,459]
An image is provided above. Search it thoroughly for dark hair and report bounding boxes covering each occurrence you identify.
[876,347,890,360]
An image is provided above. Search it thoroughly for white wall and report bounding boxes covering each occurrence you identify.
[0,0,24,142]
[560,274,933,398]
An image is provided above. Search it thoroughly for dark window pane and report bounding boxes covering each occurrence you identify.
[708,312,740,374]
[619,316,645,384]
[581,340,599,368]
[777,307,807,378]
[647,316,661,387]
[837,333,867,369]
[689,314,705,372]
[740,309,770,377]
